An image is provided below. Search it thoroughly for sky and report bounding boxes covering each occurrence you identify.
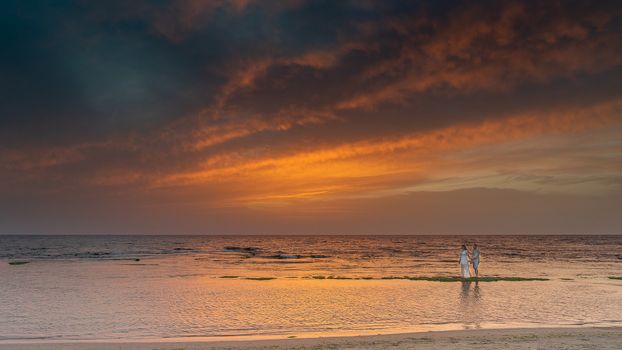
[1,0,621,234]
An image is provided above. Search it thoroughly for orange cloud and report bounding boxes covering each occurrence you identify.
[161,107,337,152]
[157,98,622,204]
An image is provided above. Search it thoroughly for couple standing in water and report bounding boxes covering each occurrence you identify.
[459,244,480,279]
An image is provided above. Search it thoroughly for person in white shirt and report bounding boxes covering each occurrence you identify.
[459,244,471,279]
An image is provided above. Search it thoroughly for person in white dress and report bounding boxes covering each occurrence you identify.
[459,244,471,279]
[472,243,481,278]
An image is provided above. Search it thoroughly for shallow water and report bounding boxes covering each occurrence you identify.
[0,235,621,342]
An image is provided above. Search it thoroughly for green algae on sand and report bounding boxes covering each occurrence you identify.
[8,261,30,265]
[304,275,548,282]
[308,275,356,280]
[381,276,549,282]
[415,276,548,282]
[221,275,550,282]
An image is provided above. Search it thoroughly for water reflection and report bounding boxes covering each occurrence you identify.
[2,263,622,341]
[473,281,481,301]
[459,281,482,329]
[460,280,472,300]
[2,233,622,341]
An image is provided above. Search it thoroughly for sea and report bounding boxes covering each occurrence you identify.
[0,235,621,342]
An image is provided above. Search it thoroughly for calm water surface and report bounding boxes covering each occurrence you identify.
[0,235,621,342]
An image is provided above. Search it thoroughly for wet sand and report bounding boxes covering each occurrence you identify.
[1,327,620,350]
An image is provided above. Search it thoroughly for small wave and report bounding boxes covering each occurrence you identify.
[169,273,208,278]
[265,254,301,259]
[122,263,159,266]
[261,253,330,259]
[1,247,197,261]
[224,246,259,255]
[248,260,312,264]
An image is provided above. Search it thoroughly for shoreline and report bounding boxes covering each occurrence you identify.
[1,327,620,350]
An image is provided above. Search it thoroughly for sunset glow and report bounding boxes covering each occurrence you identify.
[1,0,621,234]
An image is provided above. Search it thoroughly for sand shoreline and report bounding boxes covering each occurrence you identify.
[1,327,620,350]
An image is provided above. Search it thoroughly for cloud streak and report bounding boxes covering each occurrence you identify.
[157,98,622,204]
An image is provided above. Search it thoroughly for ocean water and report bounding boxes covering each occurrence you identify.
[0,235,621,342]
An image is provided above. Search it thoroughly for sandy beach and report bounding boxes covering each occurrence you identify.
[2,327,620,350]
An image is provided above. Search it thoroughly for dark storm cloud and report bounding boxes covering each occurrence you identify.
[1,0,218,146]
[2,0,621,145]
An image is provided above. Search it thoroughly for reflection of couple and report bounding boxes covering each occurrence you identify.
[459,244,480,279]
[460,278,482,329]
